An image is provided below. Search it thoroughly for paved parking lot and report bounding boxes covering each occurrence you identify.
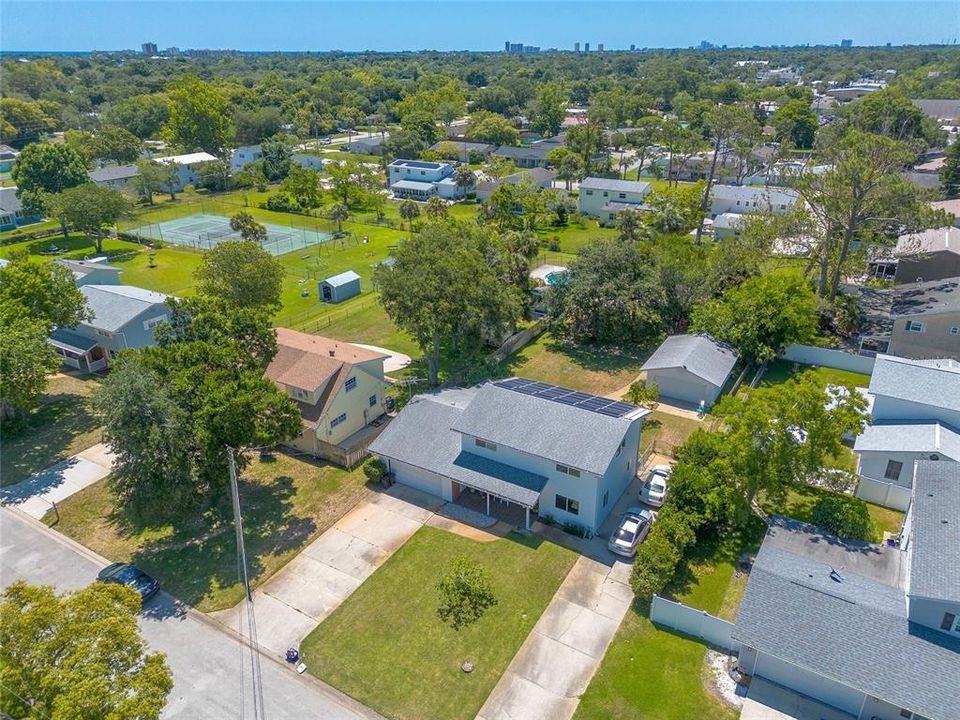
[211,485,444,657]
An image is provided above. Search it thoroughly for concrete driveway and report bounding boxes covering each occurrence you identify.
[0,442,114,518]
[212,485,443,657]
[477,555,634,720]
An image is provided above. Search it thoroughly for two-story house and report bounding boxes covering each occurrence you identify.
[853,354,960,509]
[48,284,172,371]
[708,184,799,218]
[264,328,388,466]
[577,177,652,226]
[734,463,960,720]
[387,159,468,200]
[369,378,650,533]
[230,144,263,172]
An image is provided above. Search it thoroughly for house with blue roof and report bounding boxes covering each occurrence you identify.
[369,378,650,532]
[48,284,172,371]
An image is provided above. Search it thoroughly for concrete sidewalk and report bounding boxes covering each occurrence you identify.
[211,484,443,658]
[477,555,634,720]
[0,443,114,519]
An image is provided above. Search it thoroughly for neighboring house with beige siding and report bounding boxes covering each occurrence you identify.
[264,328,388,465]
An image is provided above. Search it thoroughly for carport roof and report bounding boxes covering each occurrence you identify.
[369,388,547,507]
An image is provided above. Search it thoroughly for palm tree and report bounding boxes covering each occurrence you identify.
[425,196,448,220]
[454,165,476,196]
[399,199,420,234]
[327,203,349,235]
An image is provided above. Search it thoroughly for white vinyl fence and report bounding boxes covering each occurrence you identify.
[781,344,875,376]
[855,476,912,512]
[650,595,740,652]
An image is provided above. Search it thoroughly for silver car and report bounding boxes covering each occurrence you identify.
[607,507,653,558]
[639,464,671,507]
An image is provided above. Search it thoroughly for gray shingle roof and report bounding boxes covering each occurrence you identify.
[80,284,170,333]
[368,389,547,505]
[711,184,799,207]
[580,176,651,194]
[735,519,960,720]
[891,277,960,316]
[450,382,643,475]
[854,422,960,459]
[869,354,960,413]
[48,328,99,353]
[912,98,960,121]
[895,226,960,257]
[909,460,960,603]
[55,258,121,278]
[641,334,739,388]
[0,187,23,214]
[88,164,140,183]
[493,145,552,161]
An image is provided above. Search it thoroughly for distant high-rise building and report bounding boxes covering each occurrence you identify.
[505,40,511,52]
[141,42,158,56]
[584,42,590,52]
[164,47,180,56]
[574,42,580,52]
[630,44,636,51]
[840,38,853,47]
[597,43,604,52]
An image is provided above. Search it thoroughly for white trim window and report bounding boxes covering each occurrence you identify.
[344,376,357,392]
[475,438,497,451]
[950,326,959,336]
[906,320,925,333]
[143,316,166,331]
[556,463,581,478]
[330,412,347,428]
[555,494,580,515]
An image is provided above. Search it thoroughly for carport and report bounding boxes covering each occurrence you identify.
[447,452,547,530]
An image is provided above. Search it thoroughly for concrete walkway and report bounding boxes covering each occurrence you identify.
[211,484,444,657]
[477,555,634,720]
[741,678,855,720]
[0,442,114,519]
[352,343,412,373]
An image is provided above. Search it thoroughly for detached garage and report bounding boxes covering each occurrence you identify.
[641,334,738,410]
[319,270,361,304]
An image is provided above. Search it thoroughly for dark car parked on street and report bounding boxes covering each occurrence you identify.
[97,562,160,600]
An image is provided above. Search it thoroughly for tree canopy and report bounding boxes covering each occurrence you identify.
[194,239,284,310]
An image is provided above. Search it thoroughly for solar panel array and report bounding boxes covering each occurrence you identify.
[493,378,640,418]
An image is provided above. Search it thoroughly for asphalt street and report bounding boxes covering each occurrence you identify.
[0,508,381,720]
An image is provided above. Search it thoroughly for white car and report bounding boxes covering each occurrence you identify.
[607,507,653,558]
[639,464,672,507]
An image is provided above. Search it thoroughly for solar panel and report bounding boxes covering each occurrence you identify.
[494,378,640,418]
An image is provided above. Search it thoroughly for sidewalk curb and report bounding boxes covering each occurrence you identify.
[2,505,112,567]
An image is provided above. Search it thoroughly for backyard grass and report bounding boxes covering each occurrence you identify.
[575,522,764,720]
[759,483,904,544]
[42,451,373,612]
[760,359,871,389]
[0,374,103,487]
[300,527,577,720]
[640,410,704,457]
[503,333,650,396]
[0,233,144,263]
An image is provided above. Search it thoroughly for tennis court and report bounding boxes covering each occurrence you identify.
[127,213,334,256]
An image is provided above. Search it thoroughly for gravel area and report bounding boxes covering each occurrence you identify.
[706,649,745,709]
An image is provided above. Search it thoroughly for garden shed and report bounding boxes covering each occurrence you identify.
[319,270,361,303]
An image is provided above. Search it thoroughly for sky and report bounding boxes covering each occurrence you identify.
[1,1,959,53]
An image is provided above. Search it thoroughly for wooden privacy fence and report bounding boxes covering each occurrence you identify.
[650,594,740,653]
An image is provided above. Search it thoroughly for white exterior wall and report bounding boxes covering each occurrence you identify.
[291,154,325,170]
[871,395,960,428]
[857,450,933,488]
[647,367,722,408]
[709,188,797,217]
[388,162,453,184]
[907,596,960,636]
[578,187,648,218]
[316,362,386,446]
[386,459,453,500]
[752,651,865,717]
[230,145,263,172]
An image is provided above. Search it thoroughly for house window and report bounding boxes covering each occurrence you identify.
[585,190,593,195]
[95,329,112,338]
[942,612,959,632]
[899,711,912,719]
[369,394,377,407]
[345,377,357,392]
[475,438,497,451]
[779,204,786,210]
[555,494,580,515]
[884,460,903,481]
[906,320,925,333]
[293,388,307,400]
[143,316,166,331]
[602,191,608,197]
[950,327,959,335]
[603,491,609,507]
[618,192,626,199]
[556,463,581,478]
[331,413,347,428]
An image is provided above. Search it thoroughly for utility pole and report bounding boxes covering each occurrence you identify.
[227,446,266,720]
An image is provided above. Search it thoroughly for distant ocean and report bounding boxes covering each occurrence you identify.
[2,1,958,53]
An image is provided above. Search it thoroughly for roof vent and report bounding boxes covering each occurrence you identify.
[328,349,336,357]
[942,519,950,525]
[829,567,844,583]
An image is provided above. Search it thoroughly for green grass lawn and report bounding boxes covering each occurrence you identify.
[575,523,764,720]
[43,452,373,612]
[503,332,650,396]
[300,527,576,720]
[1,374,103,487]
[759,483,904,544]
[760,359,871,389]
[0,233,144,263]
[640,410,704,457]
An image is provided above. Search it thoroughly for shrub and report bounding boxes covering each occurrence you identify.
[811,494,872,540]
[265,192,301,213]
[562,521,590,538]
[630,531,682,599]
[362,457,386,483]
[436,556,497,630]
[546,235,561,252]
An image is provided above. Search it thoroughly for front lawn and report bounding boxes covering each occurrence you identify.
[300,527,576,720]
[43,451,373,612]
[575,524,763,720]
[1,374,103,487]
[759,483,904,543]
[503,332,649,396]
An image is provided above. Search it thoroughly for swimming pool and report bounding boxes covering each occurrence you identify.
[545,270,569,286]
